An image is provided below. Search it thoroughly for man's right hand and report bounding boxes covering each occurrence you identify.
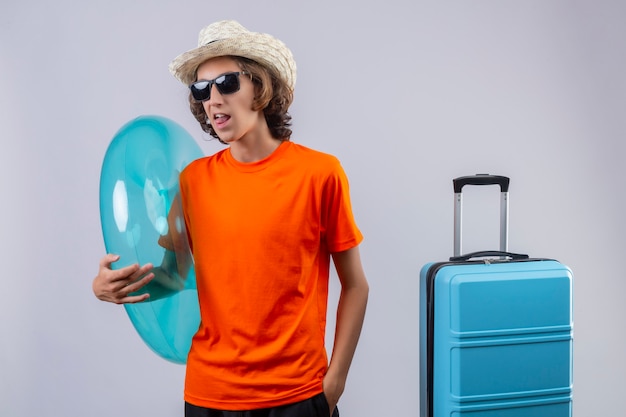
[93,254,154,304]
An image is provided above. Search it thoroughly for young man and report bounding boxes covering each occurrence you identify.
[93,20,368,417]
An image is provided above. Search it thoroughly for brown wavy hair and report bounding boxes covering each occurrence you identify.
[189,56,293,144]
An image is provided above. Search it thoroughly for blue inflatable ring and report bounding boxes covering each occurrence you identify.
[99,115,203,364]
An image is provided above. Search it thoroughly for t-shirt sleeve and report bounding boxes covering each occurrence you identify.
[178,166,194,254]
[322,158,363,253]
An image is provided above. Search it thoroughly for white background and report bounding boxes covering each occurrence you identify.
[1,1,624,416]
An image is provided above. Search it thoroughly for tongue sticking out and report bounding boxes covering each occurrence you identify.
[214,115,230,128]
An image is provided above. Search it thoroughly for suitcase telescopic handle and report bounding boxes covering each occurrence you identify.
[453,174,510,257]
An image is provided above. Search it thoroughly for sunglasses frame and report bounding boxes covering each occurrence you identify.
[189,71,250,102]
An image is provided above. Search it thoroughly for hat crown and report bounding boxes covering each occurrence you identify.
[170,20,296,90]
[197,20,249,47]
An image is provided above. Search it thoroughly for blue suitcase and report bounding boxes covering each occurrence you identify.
[420,175,573,417]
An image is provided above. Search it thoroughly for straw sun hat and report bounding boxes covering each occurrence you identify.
[169,20,297,91]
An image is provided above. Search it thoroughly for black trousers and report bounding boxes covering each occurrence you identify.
[185,393,339,417]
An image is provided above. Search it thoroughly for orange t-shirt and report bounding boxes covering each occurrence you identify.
[179,141,363,410]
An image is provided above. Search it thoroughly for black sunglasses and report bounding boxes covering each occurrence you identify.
[189,71,249,102]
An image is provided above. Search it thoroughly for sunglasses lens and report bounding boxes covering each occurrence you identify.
[215,73,241,95]
[190,81,211,101]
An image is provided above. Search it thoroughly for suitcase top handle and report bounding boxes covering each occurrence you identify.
[453,174,510,193]
[449,250,529,262]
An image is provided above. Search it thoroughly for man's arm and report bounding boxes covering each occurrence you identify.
[324,245,369,413]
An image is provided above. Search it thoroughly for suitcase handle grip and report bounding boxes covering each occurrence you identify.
[453,174,510,193]
[449,250,529,262]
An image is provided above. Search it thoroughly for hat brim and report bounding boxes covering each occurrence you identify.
[169,34,296,90]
